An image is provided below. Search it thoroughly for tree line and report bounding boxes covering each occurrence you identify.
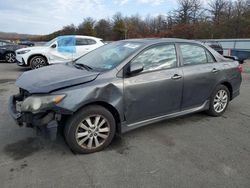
[33,0,250,41]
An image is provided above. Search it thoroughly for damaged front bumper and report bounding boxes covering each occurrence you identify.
[9,94,59,128]
[8,94,70,130]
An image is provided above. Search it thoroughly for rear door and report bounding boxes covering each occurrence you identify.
[178,43,222,110]
[74,38,99,59]
[123,43,183,124]
[74,37,90,59]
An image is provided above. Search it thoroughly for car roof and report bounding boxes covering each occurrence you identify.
[119,38,223,61]
[57,35,102,40]
[120,38,200,45]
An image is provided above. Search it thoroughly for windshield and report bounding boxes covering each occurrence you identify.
[44,38,57,46]
[75,41,143,71]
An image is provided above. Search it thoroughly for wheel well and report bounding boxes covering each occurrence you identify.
[4,51,15,56]
[75,102,121,133]
[220,82,233,100]
[28,54,48,66]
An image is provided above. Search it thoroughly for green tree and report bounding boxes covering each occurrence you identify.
[95,19,112,40]
[112,13,126,40]
[77,17,96,36]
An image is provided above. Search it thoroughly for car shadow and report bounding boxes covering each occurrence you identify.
[0,61,30,71]
[2,112,213,158]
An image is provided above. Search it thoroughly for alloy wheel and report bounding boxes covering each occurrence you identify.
[32,57,47,69]
[213,89,228,113]
[75,115,110,149]
[5,53,16,63]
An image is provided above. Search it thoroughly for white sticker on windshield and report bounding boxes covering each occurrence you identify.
[124,43,140,49]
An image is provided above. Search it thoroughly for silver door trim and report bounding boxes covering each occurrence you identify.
[121,100,209,133]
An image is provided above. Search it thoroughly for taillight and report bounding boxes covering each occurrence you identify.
[239,65,243,73]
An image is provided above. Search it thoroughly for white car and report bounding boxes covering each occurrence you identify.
[15,35,104,69]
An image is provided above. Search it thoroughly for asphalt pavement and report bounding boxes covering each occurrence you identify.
[0,61,250,188]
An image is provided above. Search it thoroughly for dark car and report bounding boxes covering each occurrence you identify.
[18,40,35,47]
[9,38,242,154]
[204,41,224,55]
[0,40,24,63]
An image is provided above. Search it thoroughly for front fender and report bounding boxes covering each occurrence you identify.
[54,77,124,121]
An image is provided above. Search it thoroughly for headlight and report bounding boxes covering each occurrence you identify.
[21,95,66,113]
[17,50,31,54]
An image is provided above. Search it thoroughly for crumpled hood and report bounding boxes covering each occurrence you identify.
[16,64,99,93]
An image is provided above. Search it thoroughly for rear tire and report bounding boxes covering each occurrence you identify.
[64,105,116,154]
[207,85,230,117]
[30,56,47,69]
[5,52,16,63]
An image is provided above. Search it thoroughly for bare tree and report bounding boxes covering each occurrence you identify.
[208,0,228,24]
[175,0,202,23]
[34,0,250,41]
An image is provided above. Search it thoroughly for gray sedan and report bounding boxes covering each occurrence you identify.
[9,38,242,153]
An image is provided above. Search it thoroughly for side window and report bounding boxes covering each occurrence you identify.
[131,44,177,72]
[180,44,208,65]
[87,39,97,45]
[76,38,89,46]
[58,36,75,47]
[57,36,76,53]
[0,42,7,46]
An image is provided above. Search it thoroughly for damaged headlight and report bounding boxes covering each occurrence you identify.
[21,95,66,113]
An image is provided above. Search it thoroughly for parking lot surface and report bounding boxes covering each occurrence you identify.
[0,62,250,188]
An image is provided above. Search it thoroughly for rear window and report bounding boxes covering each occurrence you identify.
[76,38,89,46]
[76,38,97,45]
[87,39,97,45]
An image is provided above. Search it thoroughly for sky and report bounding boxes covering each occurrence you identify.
[0,0,178,35]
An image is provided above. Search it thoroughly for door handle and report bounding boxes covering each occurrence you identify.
[171,74,182,80]
[211,68,219,73]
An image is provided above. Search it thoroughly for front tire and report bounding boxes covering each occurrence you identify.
[5,52,16,63]
[64,105,116,154]
[30,56,47,69]
[207,85,230,116]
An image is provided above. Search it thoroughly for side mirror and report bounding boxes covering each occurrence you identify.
[51,44,57,48]
[128,63,144,75]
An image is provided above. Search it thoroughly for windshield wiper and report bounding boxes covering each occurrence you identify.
[74,63,93,71]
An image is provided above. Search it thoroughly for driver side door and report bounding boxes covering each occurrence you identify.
[123,43,183,124]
